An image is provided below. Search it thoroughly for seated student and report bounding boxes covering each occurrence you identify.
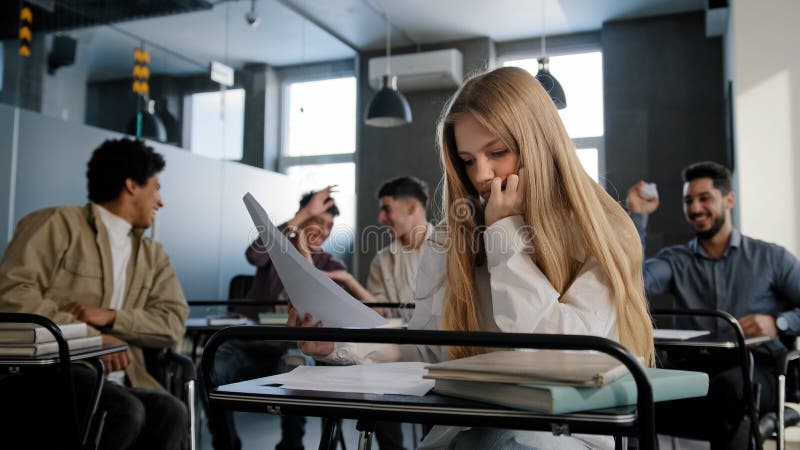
[626,162,800,450]
[289,66,655,450]
[207,188,346,450]
[366,176,433,320]
[0,138,189,450]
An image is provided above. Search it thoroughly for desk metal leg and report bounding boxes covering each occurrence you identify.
[319,418,338,450]
[186,379,197,450]
[357,430,373,450]
[778,374,786,450]
[80,358,105,448]
[356,421,375,450]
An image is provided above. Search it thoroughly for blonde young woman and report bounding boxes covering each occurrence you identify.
[289,66,654,450]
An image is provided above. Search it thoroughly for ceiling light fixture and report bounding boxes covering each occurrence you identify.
[364,10,412,127]
[535,0,566,110]
[245,0,260,28]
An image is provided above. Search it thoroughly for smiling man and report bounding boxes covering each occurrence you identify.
[627,161,800,449]
[0,138,189,449]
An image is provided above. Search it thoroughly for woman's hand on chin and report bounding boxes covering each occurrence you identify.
[484,168,526,226]
[287,303,335,357]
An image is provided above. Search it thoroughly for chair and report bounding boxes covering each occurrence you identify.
[228,274,255,300]
[144,347,198,450]
[758,336,800,450]
[653,309,800,450]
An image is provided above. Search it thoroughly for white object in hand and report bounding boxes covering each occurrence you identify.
[639,183,658,201]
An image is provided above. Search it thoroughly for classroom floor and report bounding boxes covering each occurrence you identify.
[198,413,420,450]
[196,413,800,449]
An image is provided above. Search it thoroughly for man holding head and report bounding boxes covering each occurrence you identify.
[0,138,189,449]
[627,161,800,449]
[208,187,347,450]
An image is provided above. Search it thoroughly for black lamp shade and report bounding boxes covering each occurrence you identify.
[365,75,412,127]
[535,57,566,110]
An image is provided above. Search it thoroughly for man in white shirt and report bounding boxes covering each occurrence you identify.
[367,177,433,317]
[369,177,433,450]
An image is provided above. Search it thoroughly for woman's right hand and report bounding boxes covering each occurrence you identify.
[288,302,334,357]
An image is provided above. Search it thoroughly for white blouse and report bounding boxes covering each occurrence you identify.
[323,215,618,365]
[320,215,619,450]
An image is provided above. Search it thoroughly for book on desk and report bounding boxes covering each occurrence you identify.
[258,312,288,325]
[0,335,102,356]
[0,322,87,344]
[432,368,709,414]
[425,350,639,387]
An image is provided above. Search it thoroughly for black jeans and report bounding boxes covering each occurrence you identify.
[0,363,188,450]
[203,339,306,450]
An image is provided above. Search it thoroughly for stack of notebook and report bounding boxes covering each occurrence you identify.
[0,322,102,356]
[425,350,709,414]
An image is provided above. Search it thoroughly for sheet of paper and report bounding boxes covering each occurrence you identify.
[243,193,387,328]
[219,362,434,396]
[653,329,711,340]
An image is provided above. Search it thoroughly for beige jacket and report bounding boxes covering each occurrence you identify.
[0,204,188,389]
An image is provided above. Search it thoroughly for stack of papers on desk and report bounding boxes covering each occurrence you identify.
[652,329,711,340]
[221,362,434,396]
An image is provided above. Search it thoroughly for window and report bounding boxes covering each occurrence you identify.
[505,51,604,183]
[280,76,357,260]
[186,88,245,160]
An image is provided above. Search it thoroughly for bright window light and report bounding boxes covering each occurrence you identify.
[286,163,356,256]
[188,88,244,160]
[576,148,599,183]
[505,51,604,139]
[285,77,356,156]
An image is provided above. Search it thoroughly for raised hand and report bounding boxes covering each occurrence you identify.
[303,186,337,218]
[484,168,526,227]
[626,181,660,215]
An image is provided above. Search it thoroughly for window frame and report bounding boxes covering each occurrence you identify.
[277,70,357,173]
[497,36,606,186]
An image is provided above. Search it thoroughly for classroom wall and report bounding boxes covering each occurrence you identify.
[354,37,495,281]
[602,12,727,255]
[0,103,299,299]
[728,0,800,257]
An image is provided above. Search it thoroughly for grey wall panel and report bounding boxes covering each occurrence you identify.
[148,141,224,300]
[354,37,494,282]
[218,162,298,299]
[603,12,726,253]
[9,109,295,300]
[0,103,15,256]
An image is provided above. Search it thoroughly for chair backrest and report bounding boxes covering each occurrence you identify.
[228,274,254,300]
[143,348,196,400]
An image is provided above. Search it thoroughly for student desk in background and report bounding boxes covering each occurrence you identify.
[652,308,771,450]
[0,312,128,450]
[201,326,658,450]
[184,301,415,361]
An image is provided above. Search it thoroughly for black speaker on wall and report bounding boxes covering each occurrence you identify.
[47,35,77,75]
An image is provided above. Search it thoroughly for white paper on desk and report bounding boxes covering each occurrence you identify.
[243,193,386,328]
[653,329,711,340]
[238,362,434,396]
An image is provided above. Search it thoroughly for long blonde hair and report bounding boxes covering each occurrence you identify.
[437,67,654,364]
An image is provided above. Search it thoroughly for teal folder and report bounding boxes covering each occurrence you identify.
[433,368,708,414]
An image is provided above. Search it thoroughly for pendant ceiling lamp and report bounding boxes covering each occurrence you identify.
[364,13,412,127]
[535,0,566,110]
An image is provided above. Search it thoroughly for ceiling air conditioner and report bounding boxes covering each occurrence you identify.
[368,49,463,92]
